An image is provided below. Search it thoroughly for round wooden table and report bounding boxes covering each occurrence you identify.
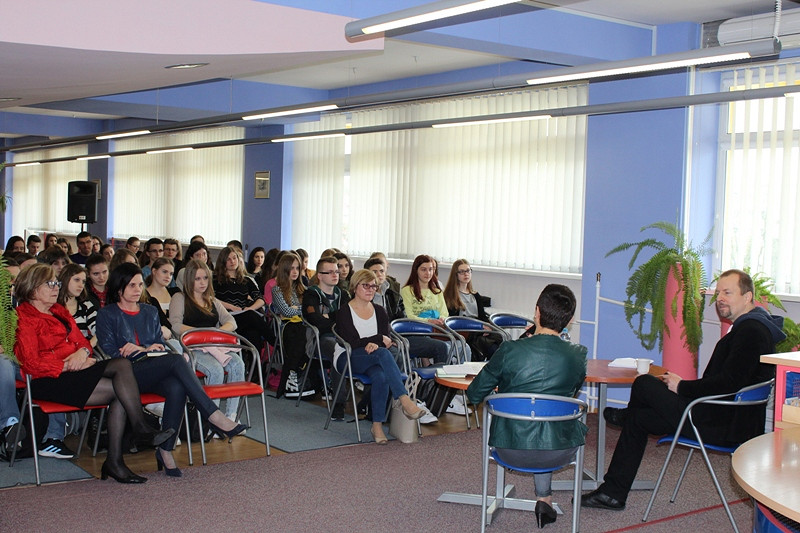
[732,426,800,525]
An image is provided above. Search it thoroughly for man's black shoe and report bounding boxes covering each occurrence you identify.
[603,407,627,428]
[580,489,626,510]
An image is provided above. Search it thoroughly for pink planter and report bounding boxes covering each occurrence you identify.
[663,267,698,379]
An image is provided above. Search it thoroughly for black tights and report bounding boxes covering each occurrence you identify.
[86,358,150,473]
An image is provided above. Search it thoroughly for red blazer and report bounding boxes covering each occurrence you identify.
[14,301,92,379]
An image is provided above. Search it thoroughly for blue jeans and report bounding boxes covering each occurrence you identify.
[193,350,245,418]
[0,354,20,429]
[336,347,407,423]
[131,354,219,450]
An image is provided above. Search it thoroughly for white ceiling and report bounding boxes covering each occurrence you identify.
[0,0,788,126]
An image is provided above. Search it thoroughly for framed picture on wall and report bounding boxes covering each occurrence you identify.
[255,171,270,199]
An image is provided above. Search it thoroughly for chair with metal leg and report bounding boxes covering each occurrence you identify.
[642,378,775,533]
[295,317,331,411]
[479,392,587,533]
[180,328,270,464]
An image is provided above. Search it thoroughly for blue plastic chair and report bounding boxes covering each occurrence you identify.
[480,393,587,533]
[488,312,534,339]
[642,378,775,533]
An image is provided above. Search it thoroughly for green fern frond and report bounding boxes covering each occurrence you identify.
[0,256,18,363]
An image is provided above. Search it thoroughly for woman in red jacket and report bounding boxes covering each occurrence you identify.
[14,264,173,484]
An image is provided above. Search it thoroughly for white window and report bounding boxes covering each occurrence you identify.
[11,146,88,235]
[112,127,244,246]
[718,61,800,294]
[291,86,588,272]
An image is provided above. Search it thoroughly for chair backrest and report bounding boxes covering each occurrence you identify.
[489,312,534,331]
[445,316,510,341]
[486,393,587,423]
[182,329,239,347]
[179,327,262,385]
[700,378,775,407]
[391,318,462,363]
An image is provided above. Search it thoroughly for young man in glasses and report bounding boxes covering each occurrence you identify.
[302,256,350,414]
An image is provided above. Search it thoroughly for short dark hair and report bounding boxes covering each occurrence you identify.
[363,257,384,270]
[718,268,754,297]
[85,253,108,270]
[106,262,143,304]
[535,284,577,332]
[316,256,337,272]
[185,240,208,261]
[27,235,41,246]
[37,245,69,265]
[76,231,92,241]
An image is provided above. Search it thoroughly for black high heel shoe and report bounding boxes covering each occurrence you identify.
[155,450,182,477]
[534,500,557,528]
[135,426,175,448]
[206,421,248,443]
[100,461,147,484]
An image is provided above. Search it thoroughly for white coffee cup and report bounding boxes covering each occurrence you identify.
[636,358,652,374]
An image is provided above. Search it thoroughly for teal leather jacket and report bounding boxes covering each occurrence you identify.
[467,334,588,450]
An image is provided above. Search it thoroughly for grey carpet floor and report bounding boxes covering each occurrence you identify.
[0,455,92,489]
[0,421,755,532]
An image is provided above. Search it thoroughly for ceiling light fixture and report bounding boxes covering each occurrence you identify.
[433,114,551,128]
[96,129,151,141]
[271,133,346,143]
[146,147,194,155]
[526,39,780,86]
[15,162,41,167]
[345,0,521,37]
[242,104,339,121]
[164,63,209,70]
[77,154,111,161]
[0,97,21,102]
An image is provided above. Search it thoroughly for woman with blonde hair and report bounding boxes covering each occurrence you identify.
[334,269,429,443]
[170,259,245,422]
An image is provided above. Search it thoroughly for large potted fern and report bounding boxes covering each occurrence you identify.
[0,163,17,362]
[606,221,710,378]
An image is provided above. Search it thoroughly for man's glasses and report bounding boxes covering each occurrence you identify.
[360,283,379,291]
[457,269,472,275]
[44,280,62,289]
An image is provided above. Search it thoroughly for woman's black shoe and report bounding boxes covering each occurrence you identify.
[155,450,183,477]
[534,500,557,528]
[100,462,147,484]
[207,422,247,443]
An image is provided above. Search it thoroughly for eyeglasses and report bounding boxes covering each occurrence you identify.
[318,271,338,276]
[360,283,379,291]
[44,280,62,289]
[457,269,472,275]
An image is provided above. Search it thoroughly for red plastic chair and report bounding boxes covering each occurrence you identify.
[180,328,270,463]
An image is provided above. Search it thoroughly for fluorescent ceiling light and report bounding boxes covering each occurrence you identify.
[96,130,151,140]
[433,114,551,128]
[15,162,40,167]
[526,39,780,86]
[271,133,346,143]
[146,147,194,155]
[164,63,209,70]
[77,154,111,161]
[346,0,520,37]
[242,104,339,121]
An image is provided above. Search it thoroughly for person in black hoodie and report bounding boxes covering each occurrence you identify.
[582,268,783,511]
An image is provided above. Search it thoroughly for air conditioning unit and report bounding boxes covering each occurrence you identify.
[718,7,800,49]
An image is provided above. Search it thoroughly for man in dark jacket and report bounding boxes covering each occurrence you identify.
[302,256,350,415]
[581,269,782,511]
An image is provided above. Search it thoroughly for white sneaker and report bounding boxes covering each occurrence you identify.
[419,411,439,424]
[446,401,472,416]
[285,371,315,398]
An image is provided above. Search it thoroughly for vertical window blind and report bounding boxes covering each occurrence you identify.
[291,85,588,272]
[719,61,800,294]
[11,146,88,235]
[113,127,244,246]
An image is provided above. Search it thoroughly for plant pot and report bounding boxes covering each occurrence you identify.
[663,266,697,379]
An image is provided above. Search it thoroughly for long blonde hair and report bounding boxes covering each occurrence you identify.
[183,259,216,315]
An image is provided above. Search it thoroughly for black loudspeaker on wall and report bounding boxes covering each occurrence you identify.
[67,181,98,224]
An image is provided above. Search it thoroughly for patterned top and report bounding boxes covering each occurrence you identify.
[213,277,262,309]
[72,299,97,342]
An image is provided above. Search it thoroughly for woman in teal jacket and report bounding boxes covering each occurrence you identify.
[467,284,587,528]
